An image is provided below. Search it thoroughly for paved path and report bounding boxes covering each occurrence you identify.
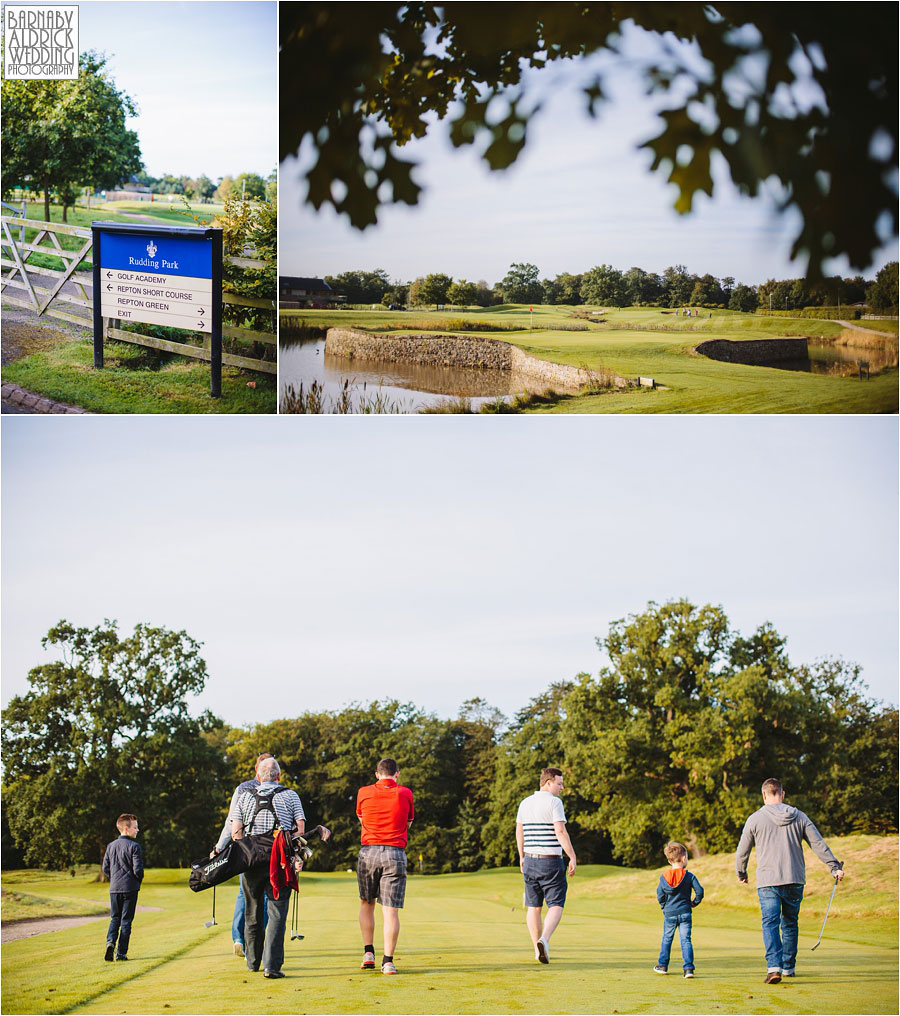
[2,382,90,414]
[3,906,163,943]
[834,319,898,337]
[1,399,37,414]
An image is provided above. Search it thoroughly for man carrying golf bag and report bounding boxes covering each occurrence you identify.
[231,757,306,978]
[736,778,845,984]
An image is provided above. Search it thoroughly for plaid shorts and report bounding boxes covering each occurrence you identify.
[357,846,408,908]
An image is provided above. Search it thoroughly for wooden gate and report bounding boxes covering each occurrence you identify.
[0,214,276,373]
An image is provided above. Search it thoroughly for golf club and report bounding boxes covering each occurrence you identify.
[204,885,217,928]
[811,865,843,950]
[290,889,304,941]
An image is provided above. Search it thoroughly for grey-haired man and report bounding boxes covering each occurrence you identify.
[231,757,305,978]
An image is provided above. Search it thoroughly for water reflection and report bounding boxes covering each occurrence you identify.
[280,338,525,411]
[779,342,898,376]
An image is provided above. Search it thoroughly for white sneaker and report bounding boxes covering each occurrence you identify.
[536,938,549,964]
[381,960,398,975]
[233,941,245,958]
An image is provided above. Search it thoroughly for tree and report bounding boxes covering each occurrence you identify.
[417,273,453,308]
[662,265,696,308]
[193,174,216,201]
[728,284,758,313]
[1,620,230,870]
[234,172,267,201]
[582,263,629,306]
[867,261,899,312]
[192,193,277,337]
[560,600,898,867]
[482,682,605,867]
[1,50,142,221]
[381,283,409,307]
[624,267,660,307]
[689,274,724,307]
[474,280,497,307]
[499,262,542,304]
[325,269,391,305]
[224,700,479,873]
[447,280,479,306]
[214,175,235,201]
[280,5,897,276]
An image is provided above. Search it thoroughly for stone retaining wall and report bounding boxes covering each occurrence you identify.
[695,338,809,365]
[324,328,624,391]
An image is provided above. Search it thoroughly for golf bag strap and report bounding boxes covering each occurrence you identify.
[246,785,288,835]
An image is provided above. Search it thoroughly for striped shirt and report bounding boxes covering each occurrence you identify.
[516,790,566,855]
[216,778,260,851]
[233,781,305,837]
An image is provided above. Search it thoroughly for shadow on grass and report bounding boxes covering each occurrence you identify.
[54,931,214,1015]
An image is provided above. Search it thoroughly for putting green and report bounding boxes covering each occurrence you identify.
[2,856,896,1014]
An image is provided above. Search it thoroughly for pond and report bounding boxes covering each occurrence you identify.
[279,338,526,412]
[780,341,898,377]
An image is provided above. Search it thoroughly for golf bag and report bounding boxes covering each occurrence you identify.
[190,838,255,892]
[189,786,289,892]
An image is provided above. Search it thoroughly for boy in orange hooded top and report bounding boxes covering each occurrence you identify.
[653,841,704,977]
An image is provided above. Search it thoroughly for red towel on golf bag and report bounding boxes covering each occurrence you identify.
[270,830,299,900]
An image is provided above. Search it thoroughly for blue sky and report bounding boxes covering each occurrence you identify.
[280,22,898,288]
[33,0,277,179]
[3,416,897,728]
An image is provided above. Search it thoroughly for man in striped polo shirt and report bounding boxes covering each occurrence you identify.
[515,767,577,964]
[231,757,306,978]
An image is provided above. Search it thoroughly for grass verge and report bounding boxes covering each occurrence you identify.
[3,340,276,414]
[2,889,109,922]
[1,835,896,1015]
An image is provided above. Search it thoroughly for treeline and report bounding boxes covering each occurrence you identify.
[324,262,899,314]
[131,169,276,203]
[4,604,895,874]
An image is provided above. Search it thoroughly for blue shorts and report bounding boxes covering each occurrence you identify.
[523,855,567,908]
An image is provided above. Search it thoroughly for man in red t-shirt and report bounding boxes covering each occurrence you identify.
[356,758,415,975]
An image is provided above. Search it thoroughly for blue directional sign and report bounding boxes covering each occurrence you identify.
[92,221,224,396]
[97,231,213,280]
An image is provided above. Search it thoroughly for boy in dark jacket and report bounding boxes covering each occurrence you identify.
[101,813,144,961]
[653,841,704,977]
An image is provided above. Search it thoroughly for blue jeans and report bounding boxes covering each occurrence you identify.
[758,884,804,971]
[107,891,139,956]
[658,914,694,972]
[232,880,268,944]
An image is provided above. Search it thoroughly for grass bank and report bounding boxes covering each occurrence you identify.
[285,306,898,414]
[3,339,276,414]
[2,835,896,1014]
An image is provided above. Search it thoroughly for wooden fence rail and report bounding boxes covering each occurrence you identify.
[0,214,276,374]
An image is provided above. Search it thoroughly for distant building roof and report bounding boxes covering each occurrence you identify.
[280,276,332,292]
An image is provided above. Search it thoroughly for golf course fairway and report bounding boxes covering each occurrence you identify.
[3,836,897,1014]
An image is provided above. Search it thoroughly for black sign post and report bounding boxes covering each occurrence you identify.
[91,222,224,397]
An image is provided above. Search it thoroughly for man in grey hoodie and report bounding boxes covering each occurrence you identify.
[736,778,844,984]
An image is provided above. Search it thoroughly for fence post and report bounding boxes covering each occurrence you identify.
[19,201,26,243]
[210,231,223,398]
[91,224,104,368]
